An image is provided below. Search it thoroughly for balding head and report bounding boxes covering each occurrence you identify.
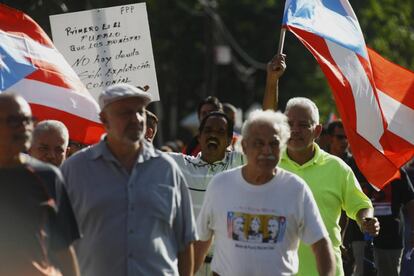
[0,94,31,114]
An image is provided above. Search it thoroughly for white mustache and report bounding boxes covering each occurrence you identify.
[258,155,276,160]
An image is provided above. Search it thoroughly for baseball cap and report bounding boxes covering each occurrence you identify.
[99,83,152,110]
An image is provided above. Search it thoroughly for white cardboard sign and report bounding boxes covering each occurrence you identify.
[50,3,159,102]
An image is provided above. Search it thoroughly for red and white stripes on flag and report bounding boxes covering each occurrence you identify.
[0,4,104,144]
[283,0,414,189]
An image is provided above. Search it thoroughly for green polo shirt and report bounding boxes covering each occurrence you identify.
[279,144,372,276]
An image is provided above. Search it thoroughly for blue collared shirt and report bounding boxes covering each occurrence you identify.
[61,139,197,276]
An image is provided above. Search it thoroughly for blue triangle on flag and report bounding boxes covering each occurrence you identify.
[0,45,37,92]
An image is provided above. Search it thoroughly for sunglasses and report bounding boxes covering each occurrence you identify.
[334,134,347,140]
[68,141,87,149]
[0,115,35,128]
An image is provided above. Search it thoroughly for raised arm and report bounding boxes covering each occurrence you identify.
[311,237,336,276]
[262,54,286,111]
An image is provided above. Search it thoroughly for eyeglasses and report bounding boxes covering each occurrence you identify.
[334,134,347,140]
[0,115,35,128]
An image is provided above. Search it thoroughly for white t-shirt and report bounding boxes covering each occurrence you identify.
[197,167,328,276]
[169,151,245,218]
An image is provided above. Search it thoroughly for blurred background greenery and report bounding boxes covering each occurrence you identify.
[3,0,414,145]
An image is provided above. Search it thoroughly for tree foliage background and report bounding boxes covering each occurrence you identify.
[3,0,414,144]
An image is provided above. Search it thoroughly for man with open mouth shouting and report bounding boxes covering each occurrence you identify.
[168,111,245,275]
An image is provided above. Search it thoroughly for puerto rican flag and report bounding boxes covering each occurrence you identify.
[0,4,104,144]
[283,0,414,189]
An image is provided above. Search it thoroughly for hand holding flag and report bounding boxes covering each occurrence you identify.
[263,54,287,110]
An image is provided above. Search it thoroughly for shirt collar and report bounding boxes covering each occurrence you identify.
[136,140,160,163]
[90,136,160,164]
[195,150,232,165]
[281,143,324,168]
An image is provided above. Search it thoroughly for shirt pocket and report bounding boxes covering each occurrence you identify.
[150,184,175,226]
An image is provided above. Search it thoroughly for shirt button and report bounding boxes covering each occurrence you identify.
[129,229,134,234]
[130,205,134,211]
[128,253,133,258]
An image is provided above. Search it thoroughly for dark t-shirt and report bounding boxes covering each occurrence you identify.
[0,157,79,275]
[344,154,414,249]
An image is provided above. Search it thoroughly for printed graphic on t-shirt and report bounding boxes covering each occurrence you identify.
[227,212,286,244]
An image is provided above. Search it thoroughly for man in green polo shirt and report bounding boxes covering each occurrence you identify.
[263,56,380,275]
[277,97,379,276]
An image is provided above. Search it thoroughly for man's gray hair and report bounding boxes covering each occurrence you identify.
[33,120,69,147]
[241,109,290,149]
[285,97,320,125]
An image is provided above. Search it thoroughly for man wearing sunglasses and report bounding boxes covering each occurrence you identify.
[328,120,414,276]
[327,121,349,160]
[0,94,80,276]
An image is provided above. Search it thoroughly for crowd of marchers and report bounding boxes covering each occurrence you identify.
[1,55,413,276]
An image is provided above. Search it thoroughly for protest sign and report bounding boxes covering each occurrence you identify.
[50,3,159,101]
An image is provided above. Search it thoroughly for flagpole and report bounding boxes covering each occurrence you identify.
[277,27,287,55]
[271,0,287,110]
[273,27,286,110]
[263,27,287,111]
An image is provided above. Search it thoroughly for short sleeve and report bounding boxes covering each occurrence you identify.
[300,184,329,244]
[173,166,198,251]
[342,166,372,220]
[50,171,80,250]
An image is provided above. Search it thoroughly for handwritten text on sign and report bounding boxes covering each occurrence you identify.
[50,3,159,101]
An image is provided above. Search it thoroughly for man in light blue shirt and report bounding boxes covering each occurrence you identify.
[62,84,197,276]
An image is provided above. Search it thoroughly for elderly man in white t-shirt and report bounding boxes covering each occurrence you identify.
[194,110,335,276]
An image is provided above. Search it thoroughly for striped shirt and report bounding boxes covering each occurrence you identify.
[169,151,245,218]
